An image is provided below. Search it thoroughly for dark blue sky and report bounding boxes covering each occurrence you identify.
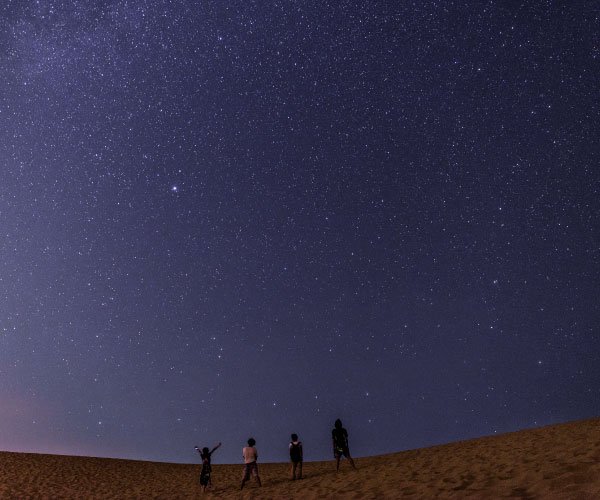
[1,1,598,464]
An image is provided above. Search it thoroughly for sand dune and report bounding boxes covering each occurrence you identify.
[1,417,599,499]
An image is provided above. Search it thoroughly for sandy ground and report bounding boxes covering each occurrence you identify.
[1,417,599,499]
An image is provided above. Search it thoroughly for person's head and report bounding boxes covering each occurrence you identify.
[334,419,342,429]
[291,433,298,441]
[248,437,256,447]
[202,447,209,456]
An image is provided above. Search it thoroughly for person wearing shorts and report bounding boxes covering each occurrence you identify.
[289,433,303,480]
[332,419,357,472]
[240,438,262,489]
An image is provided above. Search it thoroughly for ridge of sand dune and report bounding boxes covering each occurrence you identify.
[1,417,599,499]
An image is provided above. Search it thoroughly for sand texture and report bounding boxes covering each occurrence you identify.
[1,417,599,499]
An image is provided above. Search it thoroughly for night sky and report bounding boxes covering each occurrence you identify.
[1,1,599,465]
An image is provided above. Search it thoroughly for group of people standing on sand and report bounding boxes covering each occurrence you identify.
[194,418,357,493]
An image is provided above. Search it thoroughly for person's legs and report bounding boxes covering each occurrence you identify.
[253,464,262,487]
[347,455,357,469]
[291,461,297,479]
[240,466,249,489]
[298,461,303,479]
[335,456,341,472]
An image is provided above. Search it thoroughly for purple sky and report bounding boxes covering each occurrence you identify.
[1,0,598,464]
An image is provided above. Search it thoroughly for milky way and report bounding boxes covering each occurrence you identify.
[1,1,598,463]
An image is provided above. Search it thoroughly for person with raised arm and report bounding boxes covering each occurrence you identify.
[194,442,221,493]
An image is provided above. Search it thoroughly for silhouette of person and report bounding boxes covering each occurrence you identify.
[332,419,357,472]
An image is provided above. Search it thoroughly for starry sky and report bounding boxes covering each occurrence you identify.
[1,1,599,465]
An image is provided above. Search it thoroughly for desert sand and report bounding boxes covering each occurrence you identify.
[1,417,599,499]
